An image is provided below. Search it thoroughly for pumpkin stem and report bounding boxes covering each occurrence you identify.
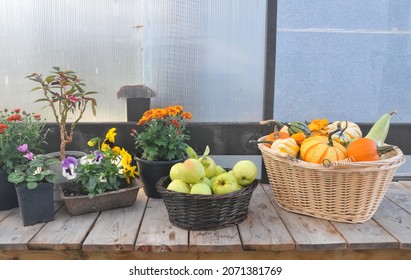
[249,140,273,145]
[259,119,285,129]
[377,145,395,156]
[389,110,397,116]
[272,125,281,138]
[338,121,348,135]
[327,126,341,147]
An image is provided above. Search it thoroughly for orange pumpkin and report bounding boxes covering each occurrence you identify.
[291,132,306,145]
[347,138,394,162]
[300,135,347,164]
[264,126,290,147]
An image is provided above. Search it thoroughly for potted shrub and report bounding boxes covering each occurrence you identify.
[0,108,50,211]
[7,144,58,226]
[130,105,192,198]
[26,66,98,161]
[58,127,139,215]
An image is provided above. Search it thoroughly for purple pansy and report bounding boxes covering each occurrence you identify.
[61,156,78,180]
[93,150,104,164]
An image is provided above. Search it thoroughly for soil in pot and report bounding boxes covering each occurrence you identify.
[45,150,86,201]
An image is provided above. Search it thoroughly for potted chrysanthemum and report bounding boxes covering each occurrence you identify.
[130,105,192,198]
[58,127,139,215]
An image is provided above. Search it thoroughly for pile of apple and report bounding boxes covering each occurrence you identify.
[166,146,258,195]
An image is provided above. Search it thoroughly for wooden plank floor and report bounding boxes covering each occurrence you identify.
[1,182,411,260]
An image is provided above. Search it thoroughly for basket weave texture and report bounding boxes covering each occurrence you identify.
[157,176,258,230]
[258,136,405,223]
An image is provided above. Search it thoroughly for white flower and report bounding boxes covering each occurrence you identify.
[80,155,94,165]
[99,174,107,183]
[33,167,42,175]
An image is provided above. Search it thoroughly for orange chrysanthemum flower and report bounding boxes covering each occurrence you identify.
[132,105,192,161]
[308,118,329,135]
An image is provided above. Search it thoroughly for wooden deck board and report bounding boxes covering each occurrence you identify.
[331,219,399,250]
[0,209,46,250]
[1,181,411,259]
[372,197,411,249]
[82,189,147,251]
[262,185,347,251]
[135,197,188,253]
[189,226,242,252]
[0,202,63,250]
[0,208,14,222]
[385,182,411,213]
[29,206,99,250]
[238,185,295,251]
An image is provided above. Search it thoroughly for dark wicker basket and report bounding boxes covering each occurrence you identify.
[156,176,258,230]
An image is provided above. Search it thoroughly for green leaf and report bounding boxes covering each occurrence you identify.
[30,86,43,92]
[27,182,38,189]
[186,146,198,159]
[202,145,210,157]
[34,98,50,103]
[45,75,56,83]
[26,173,44,182]
[7,171,25,184]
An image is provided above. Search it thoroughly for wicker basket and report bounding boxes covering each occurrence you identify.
[157,176,258,230]
[258,136,405,223]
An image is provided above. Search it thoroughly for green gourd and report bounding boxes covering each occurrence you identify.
[260,120,311,136]
[365,110,397,147]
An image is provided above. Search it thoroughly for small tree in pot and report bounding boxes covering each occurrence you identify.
[26,67,98,160]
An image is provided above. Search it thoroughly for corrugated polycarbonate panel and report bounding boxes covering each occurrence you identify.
[144,0,266,121]
[0,0,143,122]
[1,0,266,122]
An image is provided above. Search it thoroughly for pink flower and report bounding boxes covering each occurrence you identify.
[17,144,28,153]
[69,96,79,102]
[24,152,34,160]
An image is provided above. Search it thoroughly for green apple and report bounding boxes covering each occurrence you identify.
[211,173,241,195]
[200,177,212,188]
[190,182,212,195]
[178,158,205,184]
[214,165,226,176]
[199,155,216,178]
[169,162,182,180]
[232,160,258,186]
[167,179,190,193]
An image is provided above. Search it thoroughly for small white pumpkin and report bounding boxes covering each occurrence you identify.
[270,138,299,158]
[326,121,362,146]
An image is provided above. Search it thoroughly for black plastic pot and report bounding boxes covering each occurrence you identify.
[135,157,184,198]
[15,182,54,226]
[0,170,18,211]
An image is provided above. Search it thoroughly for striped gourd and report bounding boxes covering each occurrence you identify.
[287,122,311,137]
[326,121,362,146]
[300,135,347,164]
[271,138,299,158]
